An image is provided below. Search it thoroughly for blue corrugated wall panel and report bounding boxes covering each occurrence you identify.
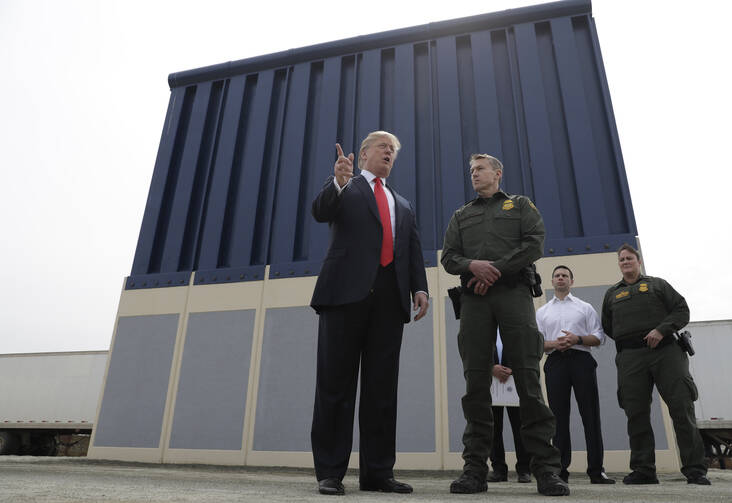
[126,0,636,289]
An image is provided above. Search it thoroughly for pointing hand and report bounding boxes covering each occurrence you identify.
[334,143,354,188]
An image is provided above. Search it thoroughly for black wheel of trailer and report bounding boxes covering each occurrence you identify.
[0,431,21,455]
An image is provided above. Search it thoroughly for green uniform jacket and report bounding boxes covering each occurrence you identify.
[440,190,545,276]
[601,275,689,344]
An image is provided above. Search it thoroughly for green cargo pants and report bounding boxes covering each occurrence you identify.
[457,283,561,477]
[615,342,706,478]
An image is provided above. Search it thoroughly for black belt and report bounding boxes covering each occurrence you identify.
[615,335,673,353]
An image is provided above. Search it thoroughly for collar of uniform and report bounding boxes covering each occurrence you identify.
[360,169,386,187]
[618,274,649,287]
[474,189,509,203]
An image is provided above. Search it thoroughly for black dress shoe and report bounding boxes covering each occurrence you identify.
[536,472,570,496]
[517,472,532,483]
[590,472,616,484]
[360,477,413,493]
[687,473,711,485]
[622,471,658,485]
[559,470,569,483]
[486,470,508,482]
[450,472,487,494]
[318,478,345,495]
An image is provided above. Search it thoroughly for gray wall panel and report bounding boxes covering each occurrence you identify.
[445,297,466,452]
[94,314,179,448]
[254,304,436,453]
[396,303,435,452]
[253,306,318,451]
[169,309,255,450]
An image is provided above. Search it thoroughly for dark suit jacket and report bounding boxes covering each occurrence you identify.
[310,174,429,323]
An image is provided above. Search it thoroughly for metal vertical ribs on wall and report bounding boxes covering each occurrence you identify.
[126,0,637,290]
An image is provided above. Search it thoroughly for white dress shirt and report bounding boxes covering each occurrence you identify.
[334,170,395,240]
[536,293,606,354]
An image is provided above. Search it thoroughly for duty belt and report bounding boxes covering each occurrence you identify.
[615,335,673,353]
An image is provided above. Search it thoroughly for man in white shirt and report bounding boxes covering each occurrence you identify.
[536,265,614,485]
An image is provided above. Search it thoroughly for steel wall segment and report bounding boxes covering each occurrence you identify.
[379,49,395,134]
[585,15,636,236]
[183,81,227,272]
[158,82,213,274]
[355,49,381,146]
[550,16,609,237]
[252,70,289,269]
[130,87,187,276]
[489,30,529,197]
[435,37,467,238]
[268,63,311,274]
[471,31,504,165]
[455,35,479,200]
[292,62,324,265]
[306,58,341,263]
[535,20,583,237]
[221,72,273,273]
[196,75,248,271]
[413,43,438,253]
[336,56,357,160]
[389,46,417,206]
[513,22,564,237]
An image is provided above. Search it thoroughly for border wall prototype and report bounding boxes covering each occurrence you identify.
[90,0,682,472]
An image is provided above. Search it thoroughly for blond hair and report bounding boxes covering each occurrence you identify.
[358,131,401,170]
[469,153,503,172]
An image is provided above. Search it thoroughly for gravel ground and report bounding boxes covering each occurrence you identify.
[1,457,731,502]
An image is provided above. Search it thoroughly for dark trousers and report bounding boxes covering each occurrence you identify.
[491,405,530,474]
[458,285,560,477]
[615,343,706,478]
[311,264,405,482]
[543,349,605,477]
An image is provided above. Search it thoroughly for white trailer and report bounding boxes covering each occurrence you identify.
[687,320,732,468]
[0,351,108,455]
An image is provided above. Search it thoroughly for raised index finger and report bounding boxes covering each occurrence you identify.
[335,143,345,158]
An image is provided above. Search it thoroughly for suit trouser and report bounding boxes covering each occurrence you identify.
[457,283,561,477]
[311,264,405,482]
[544,349,606,477]
[490,404,530,475]
[615,342,706,478]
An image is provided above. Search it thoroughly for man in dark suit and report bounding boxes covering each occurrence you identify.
[310,131,429,496]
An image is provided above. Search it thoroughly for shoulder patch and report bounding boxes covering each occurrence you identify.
[528,199,538,211]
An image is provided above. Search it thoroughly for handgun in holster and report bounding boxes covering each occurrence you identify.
[674,330,695,356]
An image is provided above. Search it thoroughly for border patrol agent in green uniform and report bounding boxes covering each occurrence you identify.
[441,154,568,496]
[601,243,710,486]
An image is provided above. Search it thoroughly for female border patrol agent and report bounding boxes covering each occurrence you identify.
[601,243,709,485]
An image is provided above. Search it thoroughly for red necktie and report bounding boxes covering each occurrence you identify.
[373,178,394,266]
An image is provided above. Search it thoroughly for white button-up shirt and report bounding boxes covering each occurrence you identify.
[536,293,606,354]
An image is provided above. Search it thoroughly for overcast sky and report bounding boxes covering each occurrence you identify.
[1,0,730,354]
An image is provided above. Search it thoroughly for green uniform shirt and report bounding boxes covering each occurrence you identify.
[601,275,689,343]
[441,190,545,276]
